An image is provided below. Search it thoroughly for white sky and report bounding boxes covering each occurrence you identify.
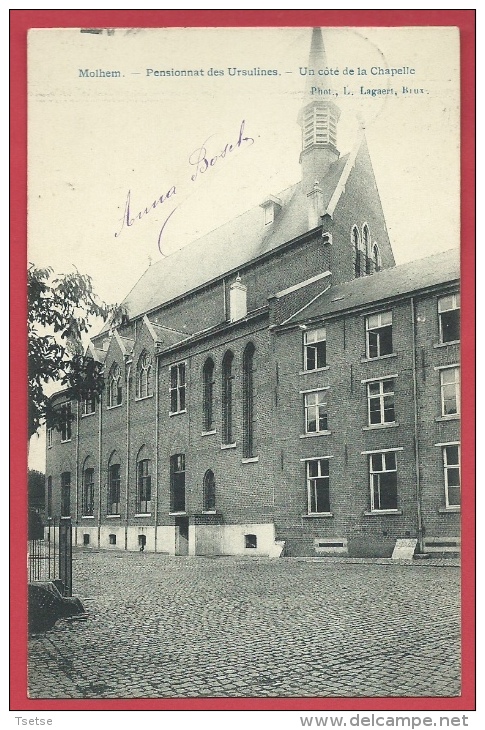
[27,26,460,471]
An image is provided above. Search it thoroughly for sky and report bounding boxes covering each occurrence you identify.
[27,25,460,471]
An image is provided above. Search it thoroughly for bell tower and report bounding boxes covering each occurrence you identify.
[298,28,341,194]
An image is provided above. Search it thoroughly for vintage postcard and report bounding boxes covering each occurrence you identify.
[13,11,474,715]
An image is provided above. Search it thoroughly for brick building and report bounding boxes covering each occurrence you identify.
[45,29,460,558]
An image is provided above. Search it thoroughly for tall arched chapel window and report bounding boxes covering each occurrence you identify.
[203,469,216,512]
[136,351,152,399]
[363,224,371,274]
[352,226,361,278]
[108,363,122,408]
[202,358,215,432]
[373,243,382,272]
[222,351,234,445]
[242,343,256,458]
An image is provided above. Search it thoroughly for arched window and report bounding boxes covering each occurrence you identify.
[202,358,215,432]
[373,243,382,272]
[108,363,122,408]
[222,351,234,445]
[107,451,121,515]
[82,457,95,516]
[363,224,371,274]
[352,226,361,278]
[203,469,216,512]
[136,351,152,399]
[136,447,152,514]
[242,343,256,458]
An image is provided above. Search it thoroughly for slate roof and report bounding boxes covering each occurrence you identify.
[281,247,460,326]
[101,152,350,331]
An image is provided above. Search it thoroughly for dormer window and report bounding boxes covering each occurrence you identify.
[260,195,282,226]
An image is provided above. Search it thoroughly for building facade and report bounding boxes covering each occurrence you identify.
[45,29,460,558]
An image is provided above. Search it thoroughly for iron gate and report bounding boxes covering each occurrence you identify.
[28,518,72,596]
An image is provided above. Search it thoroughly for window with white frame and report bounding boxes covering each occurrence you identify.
[136,458,152,513]
[170,363,186,413]
[60,403,72,442]
[108,362,122,408]
[369,452,398,511]
[136,351,152,399]
[304,391,328,434]
[367,379,395,425]
[307,459,331,514]
[438,293,460,344]
[366,311,393,359]
[304,328,326,371]
[443,444,460,508]
[82,393,96,416]
[440,366,460,416]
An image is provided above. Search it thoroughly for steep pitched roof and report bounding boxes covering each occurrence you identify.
[103,153,350,327]
[280,248,459,326]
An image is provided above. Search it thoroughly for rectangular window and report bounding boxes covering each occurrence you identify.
[61,471,71,517]
[440,366,460,416]
[304,328,326,370]
[438,293,460,343]
[82,468,95,516]
[108,464,121,515]
[82,393,96,416]
[170,454,186,512]
[60,402,72,442]
[366,312,393,359]
[304,391,328,433]
[170,363,186,414]
[137,459,152,514]
[443,444,460,508]
[367,379,395,425]
[307,459,331,514]
[47,427,53,448]
[369,452,398,511]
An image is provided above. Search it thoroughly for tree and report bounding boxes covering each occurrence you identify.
[28,469,45,512]
[28,265,118,439]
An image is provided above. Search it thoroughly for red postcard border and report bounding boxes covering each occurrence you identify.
[10,9,476,712]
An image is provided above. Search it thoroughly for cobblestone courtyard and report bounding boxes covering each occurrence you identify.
[28,551,461,699]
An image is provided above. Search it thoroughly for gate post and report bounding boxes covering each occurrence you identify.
[59,518,72,596]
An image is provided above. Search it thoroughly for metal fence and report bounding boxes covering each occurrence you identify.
[27,518,72,596]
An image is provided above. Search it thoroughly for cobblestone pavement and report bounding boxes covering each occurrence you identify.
[28,551,461,699]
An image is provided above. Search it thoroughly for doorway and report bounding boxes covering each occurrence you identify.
[175,516,189,555]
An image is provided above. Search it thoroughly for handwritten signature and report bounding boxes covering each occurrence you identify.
[114,120,254,255]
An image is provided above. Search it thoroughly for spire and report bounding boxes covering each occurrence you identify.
[304,28,329,101]
[299,27,341,195]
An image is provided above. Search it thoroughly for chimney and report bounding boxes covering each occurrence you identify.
[307,180,324,229]
[229,275,247,322]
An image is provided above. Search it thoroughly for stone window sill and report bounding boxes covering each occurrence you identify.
[106,514,121,519]
[438,506,460,514]
[435,415,460,422]
[299,366,330,375]
[300,431,331,438]
[81,515,95,519]
[169,511,187,516]
[242,456,259,464]
[169,409,187,417]
[81,412,96,418]
[107,404,123,411]
[361,353,398,363]
[134,513,152,518]
[363,423,399,431]
[303,512,334,519]
[135,394,153,402]
[364,509,403,516]
[433,340,460,348]
[221,442,237,450]
[201,429,216,437]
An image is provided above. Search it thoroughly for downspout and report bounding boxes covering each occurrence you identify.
[411,297,424,552]
[125,362,131,550]
[154,354,159,553]
[75,400,80,546]
[98,390,102,548]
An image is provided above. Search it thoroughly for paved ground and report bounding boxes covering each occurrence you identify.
[28,550,461,699]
